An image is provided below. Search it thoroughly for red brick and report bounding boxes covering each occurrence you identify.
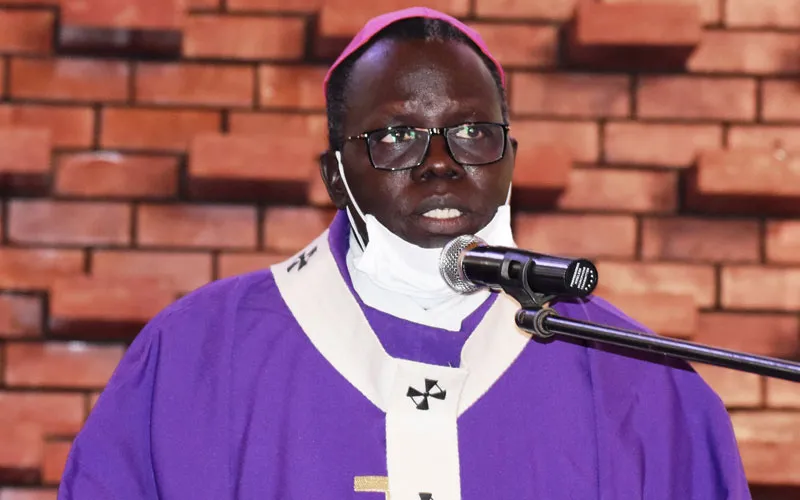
[604,122,722,168]
[101,108,221,152]
[188,0,219,7]
[722,266,800,311]
[5,341,125,389]
[688,149,800,212]
[228,113,329,168]
[138,204,257,249]
[0,391,85,435]
[475,0,719,24]
[42,440,71,484]
[8,200,131,246]
[688,31,800,75]
[136,63,254,108]
[569,1,700,46]
[512,145,572,202]
[189,133,315,182]
[92,250,212,292]
[0,248,84,290]
[738,442,800,485]
[188,133,318,201]
[0,104,93,149]
[0,127,51,174]
[50,276,176,337]
[556,168,678,214]
[595,261,716,308]
[637,76,756,121]
[263,207,334,253]
[511,73,629,117]
[229,112,327,139]
[691,364,762,408]
[0,295,43,338]
[565,2,701,71]
[767,221,800,264]
[726,0,800,28]
[514,214,636,259]
[603,0,719,24]
[55,152,179,199]
[258,66,326,110]
[0,0,58,4]
[227,0,323,11]
[766,378,800,409]
[184,15,305,60]
[599,292,698,338]
[641,217,760,263]
[318,0,469,38]
[475,0,578,20]
[218,252,289,279]
[0,488,58,500]
[511,120,598,163]
[728,125,800,151]
[732,411,800,444]
[465,24,557,68]
[0,10,54,55]
[9,58,129,102]
[61,0,184,30]
[475,0,577,21]
[695,312,799,359]
[762,79,800,122]
[0,421,41,473]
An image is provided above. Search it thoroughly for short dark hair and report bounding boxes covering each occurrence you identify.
[324,17,509,151]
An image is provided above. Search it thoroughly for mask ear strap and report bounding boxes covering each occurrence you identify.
[335,150,367,250]
[504,181,513,205]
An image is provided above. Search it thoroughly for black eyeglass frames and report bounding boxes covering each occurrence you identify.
[343,122,510,171]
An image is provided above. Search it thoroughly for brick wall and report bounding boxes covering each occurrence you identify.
[0,0,799,498]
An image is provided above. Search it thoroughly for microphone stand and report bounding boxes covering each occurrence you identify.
[500,285,800,383]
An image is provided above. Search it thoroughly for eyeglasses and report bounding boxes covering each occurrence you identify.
[343,122,510,171]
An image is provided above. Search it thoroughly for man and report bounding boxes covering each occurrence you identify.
[58,8,751,499]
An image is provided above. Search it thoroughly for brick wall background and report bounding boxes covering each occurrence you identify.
[0,0,799,497]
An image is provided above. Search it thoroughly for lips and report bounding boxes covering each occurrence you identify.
[413,195,471,217]
[409,196,482,237]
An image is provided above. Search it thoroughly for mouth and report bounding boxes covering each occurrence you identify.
[411,199,480,239]
[420,208,464,220]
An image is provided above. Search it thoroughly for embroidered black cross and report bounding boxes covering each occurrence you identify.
[406,379,446,410]
[287,246,317,272]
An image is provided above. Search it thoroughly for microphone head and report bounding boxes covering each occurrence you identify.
[439,234,486,293]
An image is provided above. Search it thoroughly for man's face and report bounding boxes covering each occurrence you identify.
[323,38,515,248]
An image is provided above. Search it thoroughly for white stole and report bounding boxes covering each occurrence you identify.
[272,231,530,500]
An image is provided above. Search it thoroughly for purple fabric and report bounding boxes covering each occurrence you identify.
[58,210,751,499]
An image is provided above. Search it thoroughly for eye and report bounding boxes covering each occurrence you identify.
[454,124,486,140]
[378,128,418,144]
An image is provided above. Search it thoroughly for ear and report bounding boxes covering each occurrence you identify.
[510,136,518,156]
[319,150,349,210]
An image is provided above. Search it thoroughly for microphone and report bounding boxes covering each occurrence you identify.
[439,235,599,298]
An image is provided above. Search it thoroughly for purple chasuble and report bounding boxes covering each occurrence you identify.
[58,210,751,499]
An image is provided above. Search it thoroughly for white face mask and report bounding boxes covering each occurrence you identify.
[335,151,515,303]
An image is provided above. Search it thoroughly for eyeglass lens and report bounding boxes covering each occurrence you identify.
[366,123,506,170]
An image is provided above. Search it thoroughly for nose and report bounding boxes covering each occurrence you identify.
[410,133,465,182]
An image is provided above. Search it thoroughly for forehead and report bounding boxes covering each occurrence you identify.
[343,38,503,130]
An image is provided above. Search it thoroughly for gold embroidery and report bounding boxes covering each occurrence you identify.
[354,475,390,499]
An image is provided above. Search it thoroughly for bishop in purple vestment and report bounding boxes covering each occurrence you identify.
[58,7,751,500]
